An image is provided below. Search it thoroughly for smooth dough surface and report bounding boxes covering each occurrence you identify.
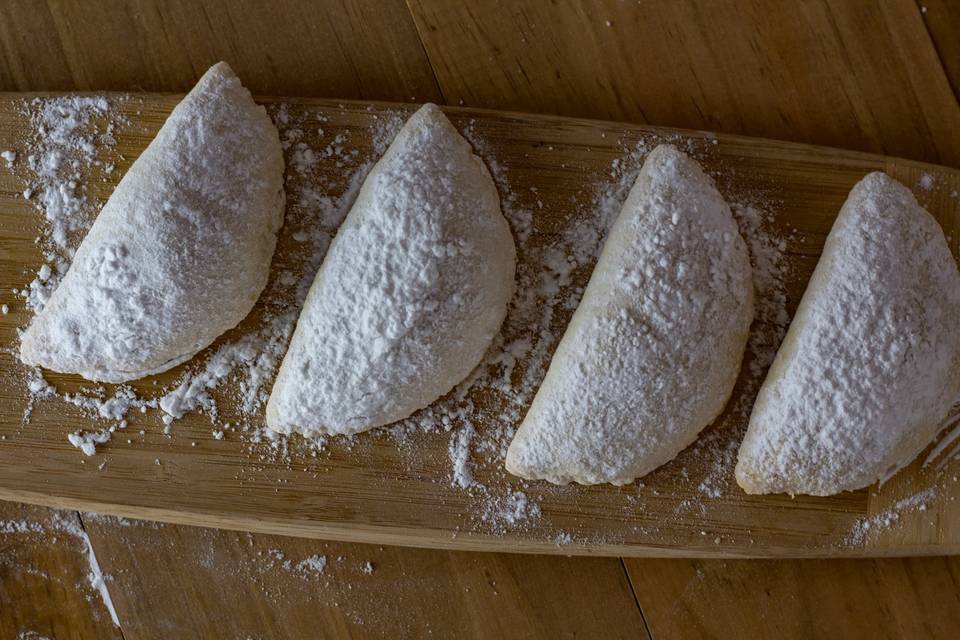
[266,103,516,436]
[20,62,285,382]
[736,172,960,496]
[506,144,754,485]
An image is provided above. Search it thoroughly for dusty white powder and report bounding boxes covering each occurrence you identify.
[845,488,938,546]
[22,96,116,251]
[8,98,386,457]
[20,65,284,383]
[156,106,396,431]
[480,491,543,531]
[46,511,119,626]
[19,363,152,454]
[506,144,755,485]
[295,554,327,575]
[383,133,697,532]
[449,424,477,489]
[13,96,126,315]
[671,201,792,504]
[67,430,112,456]
[0,519,46,534]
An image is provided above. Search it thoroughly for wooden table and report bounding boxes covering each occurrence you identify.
[2,1,959,637]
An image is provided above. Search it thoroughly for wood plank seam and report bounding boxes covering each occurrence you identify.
[77,511,127,637]
[915,0,960,108]
[619,557,655,639]
[401,0,449,105]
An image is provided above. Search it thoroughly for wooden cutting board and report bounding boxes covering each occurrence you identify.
[1,93,959,558]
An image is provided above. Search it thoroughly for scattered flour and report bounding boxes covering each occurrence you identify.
[480,491,543,531]
[0,519,46,534]
[21,510,120,627]
[294,554,327,576]
[845,488,938,546]
[67,430,113,456]
[23,95,119,253]
[449,424,476,489]
[3,96,952,554]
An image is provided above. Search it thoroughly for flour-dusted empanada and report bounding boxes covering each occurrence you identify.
[266,104,515,436]
[506,145,754,485]
[20,62,284,382]
[736,173,960,496]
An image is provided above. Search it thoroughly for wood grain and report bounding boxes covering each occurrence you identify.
[0,500,121,639]
[2,94,959,558]
[624,556,960,639]
[81,514,648,639]
[406,0,960,167]
[920,0,960,103]
[0,0,442,102]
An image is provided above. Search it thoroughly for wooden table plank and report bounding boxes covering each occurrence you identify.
[80,513,649,639]
[919,0,960,101]
[0,0,442,102]
[406,0,960,166]
[624,556,960,639]
[0,501,121,640]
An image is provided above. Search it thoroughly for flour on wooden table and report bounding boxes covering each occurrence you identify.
[8,100,402,456]
[23,96,119,252]
[0,508,119,627]
[844,488,939,546]
[9,96,128,314]
[6,96,956,549]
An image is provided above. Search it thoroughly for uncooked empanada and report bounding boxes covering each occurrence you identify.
[20,62,284,382]
[266,104,516,436]
[736,172,960,496]
[506,144,754,485]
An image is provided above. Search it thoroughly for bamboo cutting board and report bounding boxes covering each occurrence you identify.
[1,93,959,558]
